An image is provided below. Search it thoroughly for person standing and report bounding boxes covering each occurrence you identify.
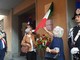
[68,8,80,60]
[44,26,65,60]
[21,25,37,60]
[0,30,7,60]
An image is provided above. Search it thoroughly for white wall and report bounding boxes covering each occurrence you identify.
[4,10,19,59]
[4,10,13,59]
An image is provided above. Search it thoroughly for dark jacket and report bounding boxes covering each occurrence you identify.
[45,37,65,60]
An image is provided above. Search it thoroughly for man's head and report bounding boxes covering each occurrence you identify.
[75,14,80,23]
[72,8,80,23]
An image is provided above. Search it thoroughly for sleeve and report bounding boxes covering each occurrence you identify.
[68,28,73,50]
[68,38,72,50]
[21,35,27,46]
[49,38,60,49]
[21,35,31,47]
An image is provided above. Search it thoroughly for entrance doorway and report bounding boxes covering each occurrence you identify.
[18,7,36,55]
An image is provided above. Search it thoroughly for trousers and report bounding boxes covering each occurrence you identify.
[26,51,36,60]
[0,49,5,60]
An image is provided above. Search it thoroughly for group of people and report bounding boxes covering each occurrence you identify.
[0,8,80,60]
[20,8,80,60]
[21,22,65,60]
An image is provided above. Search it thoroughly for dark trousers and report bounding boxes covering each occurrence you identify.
[73,54,80,60]
[26,51,36,60]
[0,49,5,60]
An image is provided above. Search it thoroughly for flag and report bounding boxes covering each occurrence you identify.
[76,0,80,8]
[35,2,53,32]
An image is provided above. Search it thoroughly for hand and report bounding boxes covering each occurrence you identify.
[43,27,49,33]
[43,27,47,30]
[50,49,59,54]
[46,47,51,52]
[44,27,53,37]
[53,47,60,53]
[26,43,31,48]
[71,47,79,54]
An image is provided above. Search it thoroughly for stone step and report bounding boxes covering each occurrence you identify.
[4,55,26,60]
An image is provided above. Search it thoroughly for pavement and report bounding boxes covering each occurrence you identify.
[4,56,26,60]
[4,53,45,60]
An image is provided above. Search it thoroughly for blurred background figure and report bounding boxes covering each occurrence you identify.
[0,25,7,60]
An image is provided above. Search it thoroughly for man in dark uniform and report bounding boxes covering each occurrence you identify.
[68,8,80,60]
[0,30,7,60]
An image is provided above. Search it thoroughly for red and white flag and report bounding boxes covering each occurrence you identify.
[35,2,53,32]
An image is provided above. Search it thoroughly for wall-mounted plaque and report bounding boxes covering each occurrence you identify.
[46,19,53,31]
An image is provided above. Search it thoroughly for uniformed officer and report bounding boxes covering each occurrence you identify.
[68,8,80,60]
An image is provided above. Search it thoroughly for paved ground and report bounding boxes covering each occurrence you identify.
[4,53,26,60]
[4,53,44,60]
[4,56,26,60]
[4,55,45,60]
